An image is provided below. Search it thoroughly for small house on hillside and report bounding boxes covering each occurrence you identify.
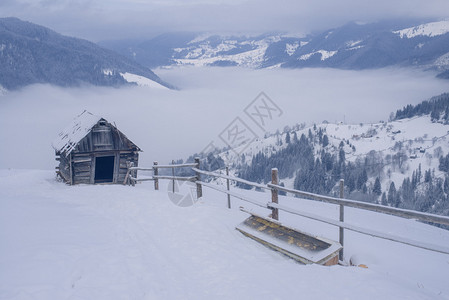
[52,110,141,185]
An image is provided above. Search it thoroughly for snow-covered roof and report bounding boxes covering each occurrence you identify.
[52,110,102,155]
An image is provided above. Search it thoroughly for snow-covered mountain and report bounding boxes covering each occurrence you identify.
[191,94,449,217]
[102,19,449,78]
[100,33,291,69]
[0,17,173,91]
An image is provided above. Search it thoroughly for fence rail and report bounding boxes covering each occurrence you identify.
[154,175,197,181]
[128,167,154,172]
[149,163,198,169]
[192,167,270,190]
[125,159,202,196]
[267,183,449,227]
[198,180,266,208]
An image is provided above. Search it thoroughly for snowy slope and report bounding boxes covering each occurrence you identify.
[0,169,448,299]
[393,20,449,38]
[120,72,169,89]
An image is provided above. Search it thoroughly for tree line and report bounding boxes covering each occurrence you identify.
[394,93,449,123]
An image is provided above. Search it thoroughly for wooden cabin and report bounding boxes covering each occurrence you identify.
[52,110,141,185]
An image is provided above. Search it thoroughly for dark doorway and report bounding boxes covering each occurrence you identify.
[95,156,115,183]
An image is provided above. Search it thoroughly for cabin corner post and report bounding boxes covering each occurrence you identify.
[339,179,345,261]
[153,161,159,190]
[194,157,202,199]
[226,166,231,209]
[69,152,74,185]
[271,168,279,220]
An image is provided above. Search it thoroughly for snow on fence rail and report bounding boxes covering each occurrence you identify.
[125,158,449,256]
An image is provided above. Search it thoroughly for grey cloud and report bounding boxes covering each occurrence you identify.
[1,0,448,41]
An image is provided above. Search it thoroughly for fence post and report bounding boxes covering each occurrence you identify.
[271,168,279,220]
[153,161,159,190]
[226,166,231,209]
[172,160,175,193]
[339,179,344,261]
[195,158,202,199]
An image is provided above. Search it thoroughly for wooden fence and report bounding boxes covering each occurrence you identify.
[125,158,202,198]
[125,160,449,258]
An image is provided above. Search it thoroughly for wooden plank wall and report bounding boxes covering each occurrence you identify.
[59,151,139,185]
[72,154,93,184]
[74,122,138,154]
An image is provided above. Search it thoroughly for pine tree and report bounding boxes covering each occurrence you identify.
[308,129,313,141]
[285,132,291,144]
[373,177,382,196]
[339,148,346,163]
[431,110,440,122]
[425,169,432,183]
[346,175,355,193]
[393,190,401,208]
[388,182,396,206]
[356,169,368,190]
[322,134,329,147]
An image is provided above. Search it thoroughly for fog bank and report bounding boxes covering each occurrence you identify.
[0,67,447,170]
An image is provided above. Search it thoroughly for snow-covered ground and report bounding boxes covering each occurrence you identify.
[1,169,449,299]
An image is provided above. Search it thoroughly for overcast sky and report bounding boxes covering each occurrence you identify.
[1,0,449,41]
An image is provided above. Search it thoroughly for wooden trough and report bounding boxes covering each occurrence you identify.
[236,211,342,266]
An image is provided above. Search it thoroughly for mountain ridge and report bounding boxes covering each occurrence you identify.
[101,19,449,78]
[0,17,174,90]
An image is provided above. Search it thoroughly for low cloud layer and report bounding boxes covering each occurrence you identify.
[1,0,449,41]
[0,67,448,170]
